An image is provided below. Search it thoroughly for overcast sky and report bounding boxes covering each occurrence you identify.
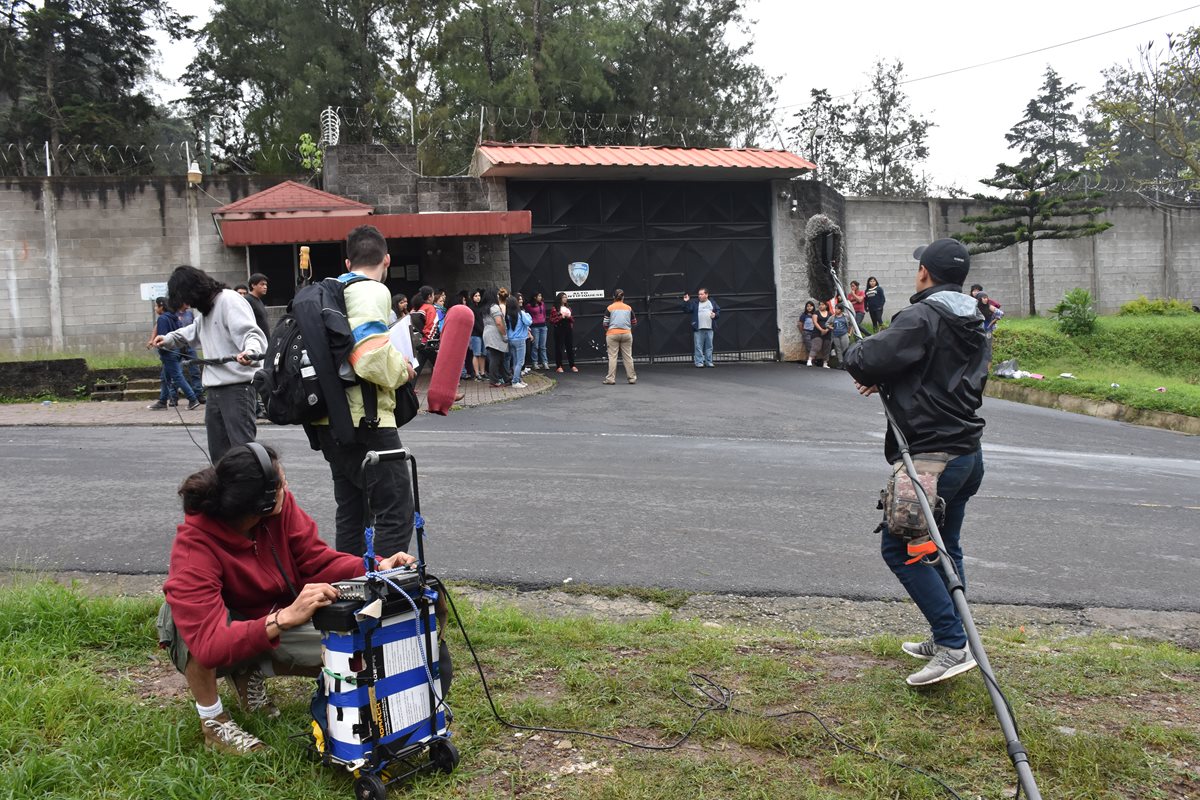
[744,0,1200,192]
[157,0,1200,193]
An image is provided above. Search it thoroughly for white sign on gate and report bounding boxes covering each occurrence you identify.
[559,289,605,300]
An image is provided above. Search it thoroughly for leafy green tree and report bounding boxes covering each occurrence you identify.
[1090,27,1200,195]
[0,0,189,175]
[1006,66,1086,174]
[184,0,458,170]
[957,160,1112,314]
[845,59,933,197]
[610,0,775,146]
[787,88,854,191]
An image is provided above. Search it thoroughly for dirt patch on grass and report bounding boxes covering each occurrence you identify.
[103,653,188,705]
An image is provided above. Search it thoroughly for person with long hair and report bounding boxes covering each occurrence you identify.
[865,276,886,333]
[150,265,267,462]
[480,288,509,387]
[468,288,487,380]
[157,443,415,754]
[549,292,577,373]
[506,295,532,389]
[809,300,833,368]
[524,291,549,370]
[797,300,816,366]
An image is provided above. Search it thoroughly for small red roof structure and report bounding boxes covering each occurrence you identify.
[214,180,373,219]
[211,179,531,245]
[473,142,815,179]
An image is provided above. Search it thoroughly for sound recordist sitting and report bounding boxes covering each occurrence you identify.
[156,442,414,755]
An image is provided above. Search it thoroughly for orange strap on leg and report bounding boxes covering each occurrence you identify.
[905,537,938,565]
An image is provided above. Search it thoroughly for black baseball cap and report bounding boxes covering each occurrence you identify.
[913,238,970,285]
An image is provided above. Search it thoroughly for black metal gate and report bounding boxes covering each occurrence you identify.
[507,181,778,363]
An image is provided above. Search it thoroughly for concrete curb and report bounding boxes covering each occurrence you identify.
[0,372,555,428]
[986,380,1200,435]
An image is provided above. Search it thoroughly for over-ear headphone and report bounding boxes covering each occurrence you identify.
[244,441,279,515]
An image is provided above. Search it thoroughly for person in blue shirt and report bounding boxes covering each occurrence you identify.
[147,297,200,411]
[505,296,532,388]
[680,288,721,368]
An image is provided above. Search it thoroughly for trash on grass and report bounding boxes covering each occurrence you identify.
[1059,373,1076,379]
[1156,387,1167,393]
[1110,383,1120,388]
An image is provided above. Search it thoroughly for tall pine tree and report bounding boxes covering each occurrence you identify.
[0,0,189,175]
[957,160,1111,314]
[1005,66,1086,174]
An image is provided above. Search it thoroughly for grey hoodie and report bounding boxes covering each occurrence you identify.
[160,289,267,387]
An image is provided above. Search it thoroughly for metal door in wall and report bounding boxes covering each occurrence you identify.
[507,181,778,363]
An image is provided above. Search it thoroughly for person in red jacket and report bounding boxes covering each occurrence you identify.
[157,443,414,754]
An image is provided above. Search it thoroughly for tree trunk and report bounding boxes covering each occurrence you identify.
[1026,235,1036,315]
[529,0,545,143]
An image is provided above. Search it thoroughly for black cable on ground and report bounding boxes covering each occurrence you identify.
[432,578,966,799]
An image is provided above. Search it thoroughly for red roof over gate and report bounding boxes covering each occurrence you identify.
[217,211,532,247]
[214,180,372,216]
[474,142,815,178]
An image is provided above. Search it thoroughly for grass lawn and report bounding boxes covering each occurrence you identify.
[1,581,1197,799]
[992,316,1200,418]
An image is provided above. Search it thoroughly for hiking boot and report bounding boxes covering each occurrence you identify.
[187,399,202,411]
[229,667,279,719]
[906,645,976,686]
[147,401,168,410]
[201,713,268,754]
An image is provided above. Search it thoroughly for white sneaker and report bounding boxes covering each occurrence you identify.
[512,382,528,389]
[906,645,977,686]
[805,360,812,367]
[521,367,531,375]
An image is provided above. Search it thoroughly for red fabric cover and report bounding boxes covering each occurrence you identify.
[162,492,364,670]
[426,304,473,415]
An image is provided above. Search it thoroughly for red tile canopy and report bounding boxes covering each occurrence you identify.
[474,142,815,179]
[216,211,532,246]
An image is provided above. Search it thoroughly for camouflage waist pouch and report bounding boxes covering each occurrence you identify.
[880,452,950,549]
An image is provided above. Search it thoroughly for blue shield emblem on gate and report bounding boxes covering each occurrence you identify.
[567,262,589,287]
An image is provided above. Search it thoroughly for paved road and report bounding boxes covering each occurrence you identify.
[2,363,1197,611]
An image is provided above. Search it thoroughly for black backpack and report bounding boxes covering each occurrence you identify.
[257,274,378,445]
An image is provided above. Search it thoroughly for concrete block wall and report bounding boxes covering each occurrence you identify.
[841,195,1198,316]
[0,175,296,358]
[324,145,512,294]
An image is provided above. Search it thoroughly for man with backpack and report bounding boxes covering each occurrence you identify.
[311,225,418,558]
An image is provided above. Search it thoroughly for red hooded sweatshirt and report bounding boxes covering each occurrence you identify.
[163,492,364,670]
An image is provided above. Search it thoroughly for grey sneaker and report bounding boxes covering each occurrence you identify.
[903,639,970,660]
[901,639,939,659]
[906,645,977,686]
[201,713,268,754]
[229,668,279,719]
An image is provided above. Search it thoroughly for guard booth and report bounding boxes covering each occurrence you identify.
[475,144,814,363]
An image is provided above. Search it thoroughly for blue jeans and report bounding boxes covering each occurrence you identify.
[157,354,197,404]
[509,339,527,384]
[693,328,714,366]
[530,325,548,366]
[880,449,984,649]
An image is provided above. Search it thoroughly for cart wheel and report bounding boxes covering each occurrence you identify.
[429,739,460,774]
[353,773,387,800]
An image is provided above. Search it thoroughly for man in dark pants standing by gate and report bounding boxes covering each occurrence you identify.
[843,238,990,687]
[312,225,417,558]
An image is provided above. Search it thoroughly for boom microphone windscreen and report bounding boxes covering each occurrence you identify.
[804,214,846,301]
[425,304,473,415]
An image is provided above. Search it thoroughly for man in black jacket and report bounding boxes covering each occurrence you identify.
[843,238,990,687]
